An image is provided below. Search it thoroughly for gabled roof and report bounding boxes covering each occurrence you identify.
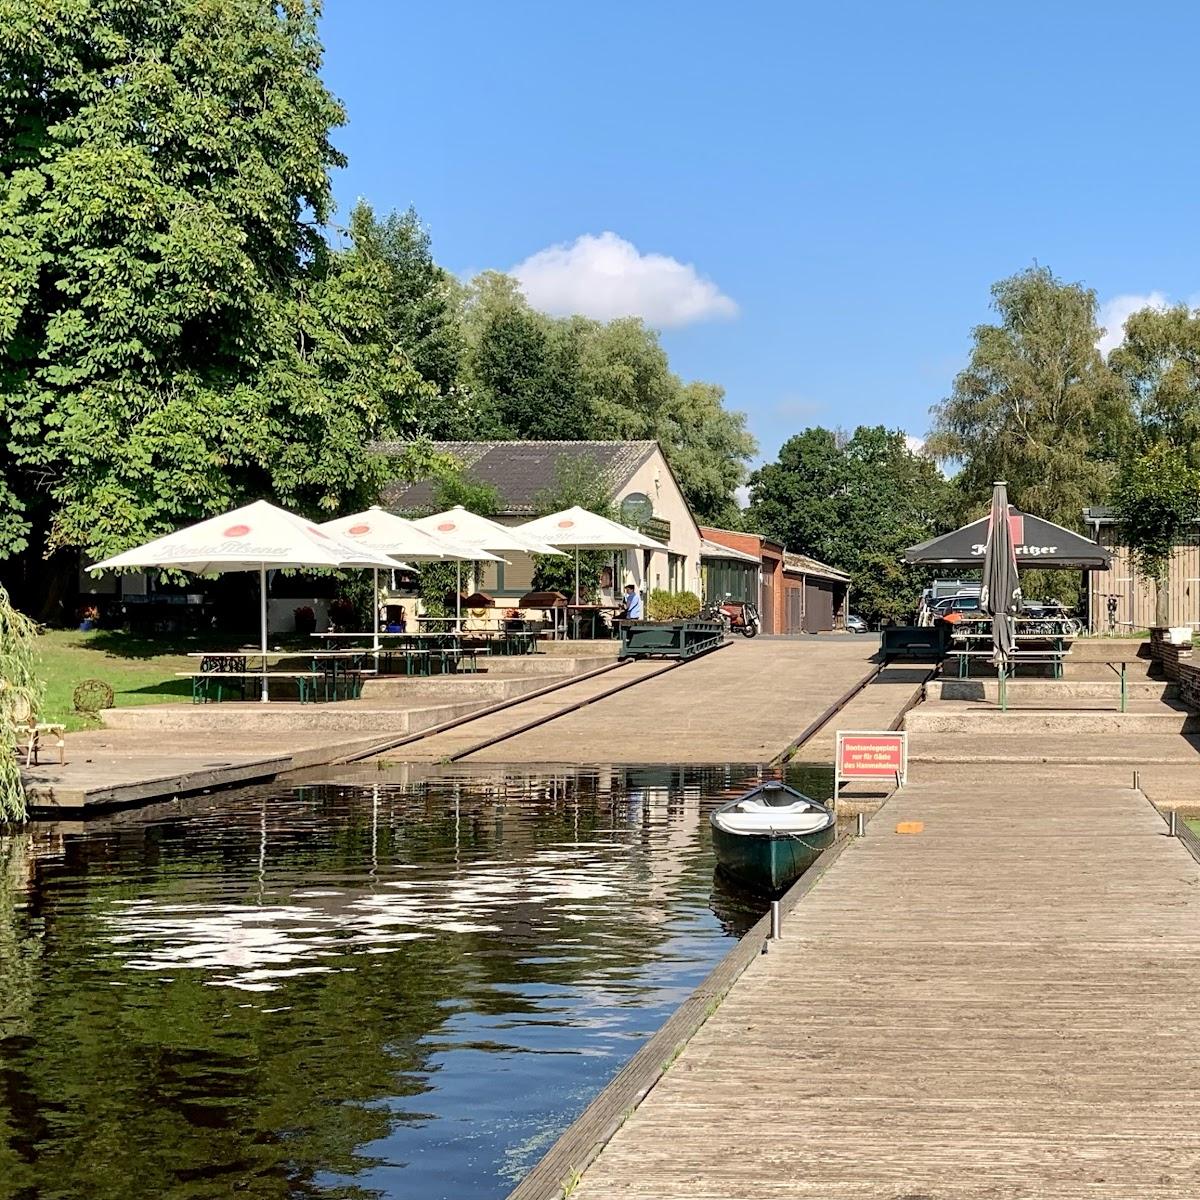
[782,552,852,583]
[376,440,659,516]
[700,537,761,565]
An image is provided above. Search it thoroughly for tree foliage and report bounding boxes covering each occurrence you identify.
[0,0,435,572]
[747,426,953,624]
[1111,442,1200,625]
[0,584,39,820]
[1109,304,1200,461]
[529,454,616,599]
[928,266,1132,528]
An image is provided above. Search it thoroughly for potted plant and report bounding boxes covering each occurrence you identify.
[293,605,316,635]
[78,604,99,632]
[328,597,357,632]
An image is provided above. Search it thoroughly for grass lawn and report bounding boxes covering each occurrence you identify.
[33,629,275,731]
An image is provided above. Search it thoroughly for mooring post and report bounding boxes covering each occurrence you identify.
[856,811,866,837]
[1169,810,1178,837]
[770,900,782,940]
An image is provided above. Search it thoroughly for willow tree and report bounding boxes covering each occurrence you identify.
[0,586,39,821]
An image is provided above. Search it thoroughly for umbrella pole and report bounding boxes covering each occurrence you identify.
[575,548,580,605]
[372,567,380,660]
[456,561,462,633]
[259,563,269,703]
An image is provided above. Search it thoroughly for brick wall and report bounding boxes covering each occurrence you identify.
[1148,626,1200,705]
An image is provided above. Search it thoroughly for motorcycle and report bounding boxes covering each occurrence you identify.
[701,594,761,638]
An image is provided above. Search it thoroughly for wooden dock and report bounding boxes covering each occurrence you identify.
[563,769,1200,1199]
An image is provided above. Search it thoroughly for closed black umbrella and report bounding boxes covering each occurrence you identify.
[979,481,1022,665]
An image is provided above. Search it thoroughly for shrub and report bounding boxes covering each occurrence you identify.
[646,590,701,620]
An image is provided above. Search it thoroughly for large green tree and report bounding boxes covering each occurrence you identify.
[928,265,1132,527]
[1109,304,1200,461]
[0,0,428,589]
[747,426,953,623]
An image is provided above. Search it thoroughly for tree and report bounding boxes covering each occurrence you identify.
[1109,304,1200,461]
[0,584,39,820]
[1111,443,1200,627]
[0,0,431,605]
[460,280,756,522]
[341,202,471,436]
[928,265,1133,528]
[747,426,953,624]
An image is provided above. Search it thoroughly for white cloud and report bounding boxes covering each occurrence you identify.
[905,434,926,456]
[1097,291,1171,357]
[734,484,752,509]
[512,232,737,328]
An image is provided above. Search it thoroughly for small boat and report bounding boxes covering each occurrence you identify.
[710,781,836,894]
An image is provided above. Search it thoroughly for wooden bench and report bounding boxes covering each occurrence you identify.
[177,670,323,704]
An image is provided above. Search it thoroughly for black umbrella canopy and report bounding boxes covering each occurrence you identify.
[905,508,1112,569]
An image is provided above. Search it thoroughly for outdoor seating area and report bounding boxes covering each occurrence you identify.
[83,496,672,705]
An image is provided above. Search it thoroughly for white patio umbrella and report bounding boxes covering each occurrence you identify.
[89,499,399,701]
[320,507,501,648]
[517,506,665,604]
[410,506,565,628]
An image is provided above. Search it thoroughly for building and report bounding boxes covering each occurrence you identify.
[699,528,851,634]
[379,440,704,604]
[782,552,852,633]
[1084,507,1200,632]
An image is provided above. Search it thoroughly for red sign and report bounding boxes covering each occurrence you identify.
[837,733,905,778]
[223,524,251,537]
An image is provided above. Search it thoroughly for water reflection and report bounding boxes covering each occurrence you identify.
[0,764,826,1200]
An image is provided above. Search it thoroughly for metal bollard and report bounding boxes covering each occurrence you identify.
[1133,769,1141,792]
[769,900,783,940]
[856,811,866,837]
[1169,810,1178,836]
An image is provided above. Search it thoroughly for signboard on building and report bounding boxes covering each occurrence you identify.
[640,516,671,543]
[835,730,908,800]
[620,493,654,525]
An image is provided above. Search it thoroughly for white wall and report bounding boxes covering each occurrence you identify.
[616,447,703,596]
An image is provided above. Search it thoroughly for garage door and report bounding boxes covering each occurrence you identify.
[804,579,834,632]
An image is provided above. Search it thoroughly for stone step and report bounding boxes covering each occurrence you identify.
[99,698,487,734]
[361,673,574,702]
[905,702,1199,735]
[934,679,1176,702]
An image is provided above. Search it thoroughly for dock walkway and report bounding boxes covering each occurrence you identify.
[570,769,1200,1198]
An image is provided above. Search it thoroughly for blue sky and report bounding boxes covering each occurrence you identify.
[319,2,1200,465]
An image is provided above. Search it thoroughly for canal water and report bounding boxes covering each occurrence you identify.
[0,763,832,1200]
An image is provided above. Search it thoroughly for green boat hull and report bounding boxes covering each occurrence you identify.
[711,820,836,894]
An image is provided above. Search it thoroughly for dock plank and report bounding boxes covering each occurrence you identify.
[570,774,1200,1199]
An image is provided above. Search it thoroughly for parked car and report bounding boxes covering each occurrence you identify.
[934,595,982,624]
[845,613,869,634]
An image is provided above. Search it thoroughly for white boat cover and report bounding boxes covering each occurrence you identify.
[713,799,830,836]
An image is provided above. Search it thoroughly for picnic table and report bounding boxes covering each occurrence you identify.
[179,649,371,703]
[312,631,485,675]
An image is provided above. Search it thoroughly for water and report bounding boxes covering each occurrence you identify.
[0,764,832,1200]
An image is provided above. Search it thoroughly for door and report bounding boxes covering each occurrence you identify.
[804,580,834,632]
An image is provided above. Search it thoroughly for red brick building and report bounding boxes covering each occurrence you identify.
[700,527,850,634]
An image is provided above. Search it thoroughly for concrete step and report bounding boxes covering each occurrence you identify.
[476,655,617,677]
[100,698,488,734]
[908,732,1200,765]
[362,673,574,702]
[934,679,1176,702]
[905,701,1199,735]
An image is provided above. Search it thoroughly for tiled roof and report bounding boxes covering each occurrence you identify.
[782,551,851,582]
[376,441,659,516]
